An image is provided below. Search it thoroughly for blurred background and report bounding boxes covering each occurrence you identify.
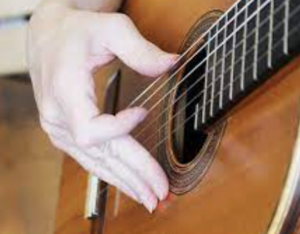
[0,0,64,234]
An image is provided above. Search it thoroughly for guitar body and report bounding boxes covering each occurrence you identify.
[54,0,300,234]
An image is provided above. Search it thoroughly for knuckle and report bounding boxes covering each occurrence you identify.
[52,77,71,103]
[60,12,89,36]
[40,102,59,122]
[49,137,62,150]
[110,13,132,27]
[53,73,67,93]
[73,128,93,148]
[39,118,57,138]
[40,120,51,135]
[61,12,81,31]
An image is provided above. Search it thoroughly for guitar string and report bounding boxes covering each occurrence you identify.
[133,0,272,110]
[95,28,293,201]
[128,0,268,108]
[148,37,298,153]
[147,17,299,154]
[139,15,284,147]
[127,0,255,108]
[133,0,286,140]
[94,24,297,202]
[95,0,298,200]
[130,0,272,126]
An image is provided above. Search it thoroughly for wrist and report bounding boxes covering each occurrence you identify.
[28,2,70,56]
[40,0,123,12]
[31,1,71,24]
[74,0,123,12]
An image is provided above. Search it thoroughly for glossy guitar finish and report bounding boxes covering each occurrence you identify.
[54,0,300,234]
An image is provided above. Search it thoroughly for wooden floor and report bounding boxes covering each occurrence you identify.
[0,76,63,234]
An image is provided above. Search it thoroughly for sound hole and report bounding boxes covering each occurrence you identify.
[158,11,224,194]
[172,47,208,164]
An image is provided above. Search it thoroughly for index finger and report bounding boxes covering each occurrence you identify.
[53,39,147,146]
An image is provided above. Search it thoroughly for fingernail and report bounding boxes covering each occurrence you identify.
[158,191,166,202]
[164,54,179,65]
[143,199,153,213]
[148,205,154,213]
[170,53,180,61]
[157,180,169,201]
[152,200,158,213]
[135,107,148,122]
[142,196,157,213]
[154,187,164,202]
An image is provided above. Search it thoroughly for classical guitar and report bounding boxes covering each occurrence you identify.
[54,0,300,233]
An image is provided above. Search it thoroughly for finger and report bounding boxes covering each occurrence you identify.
[49,135,141,203]
[74,107,148,146]
[53,42,148,146]
[40,117,70,139]
[112,136,169,201]
[41,120,146,205]
[89,13,178,77]
[89,146,158,213]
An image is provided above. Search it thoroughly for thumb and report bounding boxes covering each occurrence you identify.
[55,65,148,146]
[74,107,148,147]
[53,41,148,147]
[92,13,178,77]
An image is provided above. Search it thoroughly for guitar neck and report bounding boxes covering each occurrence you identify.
[197,0,300,130]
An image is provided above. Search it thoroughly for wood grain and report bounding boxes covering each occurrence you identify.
[54,0,300,233]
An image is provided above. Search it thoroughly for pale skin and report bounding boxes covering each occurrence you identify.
[28,0,178,212]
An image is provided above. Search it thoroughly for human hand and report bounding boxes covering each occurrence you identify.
[27,2,177,212]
